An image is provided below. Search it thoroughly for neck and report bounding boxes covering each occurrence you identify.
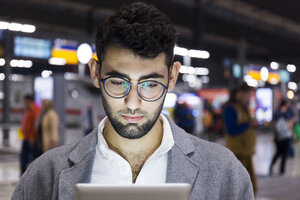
[102,117,163,160]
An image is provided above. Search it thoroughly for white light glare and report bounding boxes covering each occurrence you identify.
[0,21,35,33]
[21,24,36,33]
[0,58,5,66]
[49,57,66,66]
[8,22,22,31]
[287,64,296,73]
[288,82,297,91]
[10,59,32,68]
[244,75,258,87]
[64,72,79,80]
[77,43,93,64]
[10,74,24,81]
[270,62,279,70]
[0,73,5,81]
[260,66,269,81]
[287,90,294,100]
[24,60,33,68]
[0,21,9,29]
[201,76,209,83]
[188,49,210,59]
[174,46,188,56]
[41,70,53,78]
[180,65,209,75]
[269,77,279,85]
[10,59,18,67]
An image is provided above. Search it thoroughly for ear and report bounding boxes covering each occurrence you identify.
[88,58,100,88]
[168,61,181,92]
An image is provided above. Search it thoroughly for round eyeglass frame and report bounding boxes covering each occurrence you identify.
[101,76,169,102]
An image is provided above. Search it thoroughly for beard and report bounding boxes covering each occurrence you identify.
[101,94,165,139]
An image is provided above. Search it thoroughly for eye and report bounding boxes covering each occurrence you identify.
[110,80,126,86]
[141,81,159,88]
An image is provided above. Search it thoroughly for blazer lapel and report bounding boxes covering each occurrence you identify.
[58,130,98,200]
[165,115,199,190]
[166,146,199,185]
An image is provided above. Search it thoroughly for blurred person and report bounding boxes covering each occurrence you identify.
[36,99,59,154]
[202,101,216,141]
[223,83,257,194]
[173,102,195,134]
[269,99,294,175]
[12,3,254,200]
[20,94,40,175]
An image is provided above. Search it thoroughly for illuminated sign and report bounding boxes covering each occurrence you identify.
[256,88,273,125]
[247,65,280,84]
[51,39,79,65]
[14,36,51,59]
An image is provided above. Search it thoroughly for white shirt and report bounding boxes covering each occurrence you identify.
[90,114,174,184]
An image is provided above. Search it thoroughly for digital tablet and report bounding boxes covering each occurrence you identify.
[74,183,191,200]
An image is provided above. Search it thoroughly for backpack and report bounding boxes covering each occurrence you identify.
[275,117,292,140]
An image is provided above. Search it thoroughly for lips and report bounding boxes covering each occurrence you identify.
[122,115,144,123]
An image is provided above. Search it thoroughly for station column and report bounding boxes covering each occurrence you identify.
[53,73,66,145]
[2,30,12,146]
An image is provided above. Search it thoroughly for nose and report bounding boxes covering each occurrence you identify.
[124,84,142,110]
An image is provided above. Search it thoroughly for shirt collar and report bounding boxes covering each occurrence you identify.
[97,114,174,158]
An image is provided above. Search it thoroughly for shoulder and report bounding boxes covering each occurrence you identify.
[188,134,238,167]
[185,135,254,198]
[26,140,80,176]
[12,140,82,199]
[184,133,251,183]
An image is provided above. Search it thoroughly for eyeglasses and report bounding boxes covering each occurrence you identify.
[101,76,168,102]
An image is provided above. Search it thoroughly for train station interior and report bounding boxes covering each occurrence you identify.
[0,0,300,199]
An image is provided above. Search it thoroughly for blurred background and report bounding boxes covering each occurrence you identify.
[0,0,300,199]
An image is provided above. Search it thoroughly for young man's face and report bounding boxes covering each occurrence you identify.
[89,46,180,139]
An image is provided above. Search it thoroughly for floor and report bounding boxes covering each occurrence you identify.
[0,126,299,200]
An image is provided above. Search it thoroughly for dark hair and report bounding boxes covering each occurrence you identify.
[279,99,288,108]
[24,94,34,102]
[229,82,252,102]
[95,2,177,68]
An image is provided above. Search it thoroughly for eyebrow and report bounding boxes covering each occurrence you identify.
[104,70,165,80]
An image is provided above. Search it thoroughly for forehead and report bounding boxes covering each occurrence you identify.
[101,46,168,79]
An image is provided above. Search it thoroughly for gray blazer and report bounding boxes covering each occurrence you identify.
[12,116,254,200]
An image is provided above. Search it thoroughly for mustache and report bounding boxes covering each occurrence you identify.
[118,108,145,115]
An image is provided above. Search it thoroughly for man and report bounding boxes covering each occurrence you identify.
[13,2,254,200]
[223,83,257,194]
[20,94,40,175]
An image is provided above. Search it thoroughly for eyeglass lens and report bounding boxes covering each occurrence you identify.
[104,77,165,101]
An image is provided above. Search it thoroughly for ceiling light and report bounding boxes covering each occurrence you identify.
[287,64,296,73]
[287,82,297,91]
[41,70,53,78]
[49,57,67,66]
[270,62,279,70]
[0,73,5,81]
[8,22,22,31]
[174,46,188,56]
[0,21,9,29]
[188,49,210,59]
[287,90,294,99]
[0,58,5,66]
[21,24,36,33]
